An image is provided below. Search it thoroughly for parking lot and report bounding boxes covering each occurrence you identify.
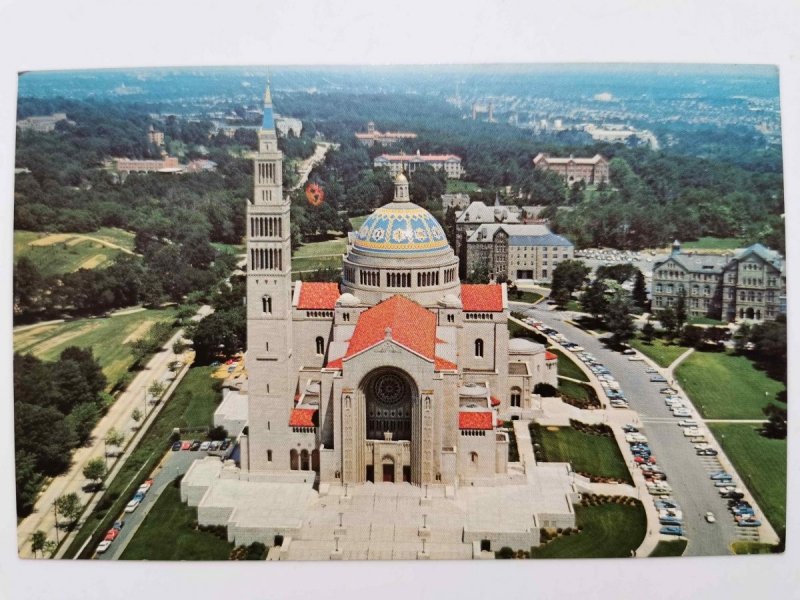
[513,301,755,556]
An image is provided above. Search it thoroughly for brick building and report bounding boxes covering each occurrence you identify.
[532,153,609,185]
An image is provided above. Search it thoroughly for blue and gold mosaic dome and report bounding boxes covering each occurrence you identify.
[353,202,450,255]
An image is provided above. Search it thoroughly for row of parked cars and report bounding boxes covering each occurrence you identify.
[96,479,153,555]
[710,471,761,527]
[171,439,232,452]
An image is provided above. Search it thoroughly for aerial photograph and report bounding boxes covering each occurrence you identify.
[11,63,786,563]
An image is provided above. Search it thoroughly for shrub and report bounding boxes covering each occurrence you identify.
[534,383,557,397]
[496,546,515,559]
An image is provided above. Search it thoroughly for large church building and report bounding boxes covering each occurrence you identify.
[182,85,573,559]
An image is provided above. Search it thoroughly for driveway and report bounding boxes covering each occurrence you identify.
[512,302,751,556]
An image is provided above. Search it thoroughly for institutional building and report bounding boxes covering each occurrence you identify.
[113,156,181,174]
[16,112,71,132]
[181,84,578,558]
[374,150,464,179]
[147,125,165,146]
[355,121,417,146]
[651,241,786,322]
[532,153,609,185]
[441,193,471,211]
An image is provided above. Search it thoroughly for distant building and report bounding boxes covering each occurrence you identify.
[454,199,522,262]
[471,101,494,122]
[466,223,574,283]
[147,125,165,146]
[532,153,609,185]
[16,113,71,132]
[651,241,785,322]
[441,193,471,211]
[184,159,218,173]
[355,121,417,146]
[274,114,303,137]
[374,150,464,179]
[114,156,181,174]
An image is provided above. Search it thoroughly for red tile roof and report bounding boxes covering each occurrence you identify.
[545,351,558,361]
[344,295,436,362]
[434,356,457,371]
[458,411,493,430]
[490,396,501,407]
[297,282,340,310]
[289,408,318,427]
[461,284,504,312]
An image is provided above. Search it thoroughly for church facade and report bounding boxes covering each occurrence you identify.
[242,85,557,488]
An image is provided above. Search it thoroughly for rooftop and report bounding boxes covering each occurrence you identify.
[460,284,504,312]
[296,282,341,310]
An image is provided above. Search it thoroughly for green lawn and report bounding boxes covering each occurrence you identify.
[445,179,481,194]
[682,237,745,250]
[14,230,128,277]
[675,351,785,419]
[649,539,688,557]
[687,316,725,326]
[293,237,348,258]
[291,256,343,273]
[508,290,544,304]
[508,319,547,345]
[629,337,689,368]
[530,503,645,559]
[211,242,245,254]
[558,379,599,407]
[120,478,233,560]
[707,423,786,533]
[13,307,178,391]
[67,366,221,558]
[349,215,368,230]
[550,348,589,382]
[92,227,136,251]
[564,300,582,312]
[533,425,632,483]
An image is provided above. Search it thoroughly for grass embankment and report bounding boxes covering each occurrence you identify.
[707,423,786,534]
[120,478,233,560]
[530,502,645,559]
[558,379,599,407]
[629,337,689,368]
[675,351,785,419]
[66,366,221,558]
[13,307,178,391]
[508,291,544,304]
[681,237,745,250]
[445,179,481,194]
[14,230,130,277]
[649,539,688,557]
[550,349,588,382]
[508,319,548,345]
[532,424,631,484]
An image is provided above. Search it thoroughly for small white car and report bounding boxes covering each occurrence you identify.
[677,420,699,428]
[124,499,140,513]
[96,540,112,554]
[705,512,717,523]
[200,441,211,452]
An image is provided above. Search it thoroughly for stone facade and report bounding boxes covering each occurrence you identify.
[356,121,417,146]
[374,151,464,179]
[651,241,785,322]
[532,152,609,185]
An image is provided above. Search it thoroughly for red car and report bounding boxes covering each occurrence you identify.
[104,528,119,542]
[181,441,191,451]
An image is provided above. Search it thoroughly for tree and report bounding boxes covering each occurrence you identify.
[105,428,126,450]
[734,322,752,354]
[605,289,636,346]
[632,269,648,310]
[659,307,678,339]
[31,530,47,558]
[148,380,167,402]
[131,408,143,426]
[674,288,688,334]
[762,403,787,439]
[55,493,82,528]
[190,308,246,364]
[641,318,656,343]
[580,279,608,320]
[66,402,100,446]
[681,325,705,348]
[82,457,108,489]
[465,259,490,284]
[551,260,589,305]
[208,425,229,441]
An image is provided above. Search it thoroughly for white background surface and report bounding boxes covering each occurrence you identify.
[0,1,797,599]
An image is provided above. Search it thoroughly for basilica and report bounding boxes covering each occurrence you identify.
[181,85,572,558]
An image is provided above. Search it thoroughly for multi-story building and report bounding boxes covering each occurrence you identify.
[147,125,165,146]
[374,150,464,179]
[466,223,574,283]
[651,241,785,322]
[113,155,181,174]
[441,193,471,211]
[532,153,609,185]
[355,121,417,146]
[454,200,522,261]
[16,113,71,132]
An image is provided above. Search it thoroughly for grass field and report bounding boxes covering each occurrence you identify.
[508,290,544,304]
[682,237,745,250]
[675,351,785,419]
[445,180,481,194]
[120,479,233,560]
[14,230,129,277]
[291,256,343,274]
[67,366,220,558]
[533,425,632,483]
[13,308,178,391]
[530,503,645,559]
[558,379,599,406]
[649,539,688,557]
[550,348,589,382]
[687,316,725,326]
[211,242,245,255]
[293,237,348,258]
[707,423,786,534]
[629,337,689,368]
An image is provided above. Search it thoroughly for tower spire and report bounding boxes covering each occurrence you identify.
[264,70,272,106]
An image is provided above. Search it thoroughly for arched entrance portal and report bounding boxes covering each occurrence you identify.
[364,369,414,441]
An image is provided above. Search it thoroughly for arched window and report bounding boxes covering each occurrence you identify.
[474,339,484,358]
[470,451,478,464]
[262,295,272,314]
[315,336,325,355]
[300,450,310,471]
[510,387,522,408]
[290,449,299,470]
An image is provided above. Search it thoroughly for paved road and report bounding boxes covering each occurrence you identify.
[512,302,753,556]
[96,450,210,560]
[291,142,333,191]
[16,305,213,558]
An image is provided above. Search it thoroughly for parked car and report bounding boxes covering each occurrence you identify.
[104,528,119,542]
[124,499,139,513]
[738,520,762,528]
[181,440,191,451]
[190,440,202,451]
[697,449,718,456]
[200,441,211,452]
[660,526,685,536]
[677,420,699,428]
[622,425,639,433]
[650,375,668,383]
[660,388,679,395]
[96,540,112,554]
[621,348,637,356]
[220,439,231,451]
[655,500,680,510]
[171,441,182,452]
[672,409,692,417]
[113,520,125,530]
[209,440,221,451]
[645,367,659,373]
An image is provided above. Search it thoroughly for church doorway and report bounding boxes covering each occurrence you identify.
[745,307,755,319]
[363,368,415,441]
[383,460,395,482]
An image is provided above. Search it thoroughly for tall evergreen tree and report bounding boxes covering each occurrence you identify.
[632,269,648,310]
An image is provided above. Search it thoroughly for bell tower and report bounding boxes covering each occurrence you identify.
[246,79,295,472]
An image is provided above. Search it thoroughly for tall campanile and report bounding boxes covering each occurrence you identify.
[246,81,294,473]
